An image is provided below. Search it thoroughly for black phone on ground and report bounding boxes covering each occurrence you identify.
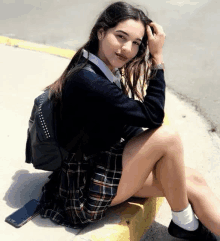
[5,199,41,228]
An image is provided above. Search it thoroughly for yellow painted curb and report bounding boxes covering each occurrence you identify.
[1,36,168,240]
[0,36,76,59]
[75,197,165,241]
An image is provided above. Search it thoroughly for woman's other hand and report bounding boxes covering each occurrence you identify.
[146,22,166,65]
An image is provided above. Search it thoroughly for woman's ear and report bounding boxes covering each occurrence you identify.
[97,28,104,40]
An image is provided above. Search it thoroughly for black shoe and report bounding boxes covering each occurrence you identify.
[168,219,217,240]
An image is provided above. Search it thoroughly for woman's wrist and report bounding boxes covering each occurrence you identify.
[150,55,165,71]
[152,54,163,65]
[150,55,165,70]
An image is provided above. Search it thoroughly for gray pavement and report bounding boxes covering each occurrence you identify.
[1,0,219,137]
[0,44,220,240]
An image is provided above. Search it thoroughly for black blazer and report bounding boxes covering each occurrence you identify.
[57,55,166,155]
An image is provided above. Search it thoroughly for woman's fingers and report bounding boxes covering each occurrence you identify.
[149,22,165,36]
[149,22,159,34]
[146,25,154,39]
[146,22,166,58]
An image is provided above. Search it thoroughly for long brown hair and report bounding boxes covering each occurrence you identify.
[45,1,155,102]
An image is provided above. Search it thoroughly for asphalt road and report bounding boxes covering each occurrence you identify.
[0,0,219,136]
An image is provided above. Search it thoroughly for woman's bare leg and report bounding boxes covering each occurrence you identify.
[110,125,189,211]
[133,166,220,236]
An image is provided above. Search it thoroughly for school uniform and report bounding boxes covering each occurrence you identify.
[39,49,166,228]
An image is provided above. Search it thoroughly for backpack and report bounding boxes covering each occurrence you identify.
[25,65,93,171]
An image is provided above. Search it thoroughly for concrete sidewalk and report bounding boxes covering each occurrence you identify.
[0,42,220,240]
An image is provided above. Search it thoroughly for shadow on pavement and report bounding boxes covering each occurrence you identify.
[32,215,82,235]
[3,169,50,209]
[142,221,180,241]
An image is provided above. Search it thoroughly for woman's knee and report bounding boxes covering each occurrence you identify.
[151,125,183,153]
[133,125,183,158]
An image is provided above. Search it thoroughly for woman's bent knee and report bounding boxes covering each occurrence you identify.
[147,125,183,154]
[157,125,181,143]
[136,125,181,148]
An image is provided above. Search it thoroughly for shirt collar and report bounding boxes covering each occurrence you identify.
[82,49,122,89]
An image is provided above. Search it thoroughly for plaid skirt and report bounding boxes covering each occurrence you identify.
[39,139,127,229]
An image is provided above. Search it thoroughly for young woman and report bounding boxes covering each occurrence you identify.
[39,1,220,240]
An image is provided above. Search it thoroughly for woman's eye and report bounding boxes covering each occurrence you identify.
[118,35,125,39]
[117,35,140,46]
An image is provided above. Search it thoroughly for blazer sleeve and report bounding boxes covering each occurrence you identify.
[121,125,145,142]
[67,68,166,128]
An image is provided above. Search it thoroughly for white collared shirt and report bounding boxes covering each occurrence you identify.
[82,49,122,89]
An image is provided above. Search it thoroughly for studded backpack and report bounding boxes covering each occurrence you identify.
[25,65,93,171]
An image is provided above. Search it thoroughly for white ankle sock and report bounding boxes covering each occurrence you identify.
[172,203,199,231]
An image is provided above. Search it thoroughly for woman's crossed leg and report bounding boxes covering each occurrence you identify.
[110,125,220,236]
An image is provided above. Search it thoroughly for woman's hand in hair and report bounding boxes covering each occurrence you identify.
[146,22,165,65]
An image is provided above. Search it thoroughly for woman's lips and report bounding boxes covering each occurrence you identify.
[115,53,127,61]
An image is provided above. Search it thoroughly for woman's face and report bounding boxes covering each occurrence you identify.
[97,19,145,73]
